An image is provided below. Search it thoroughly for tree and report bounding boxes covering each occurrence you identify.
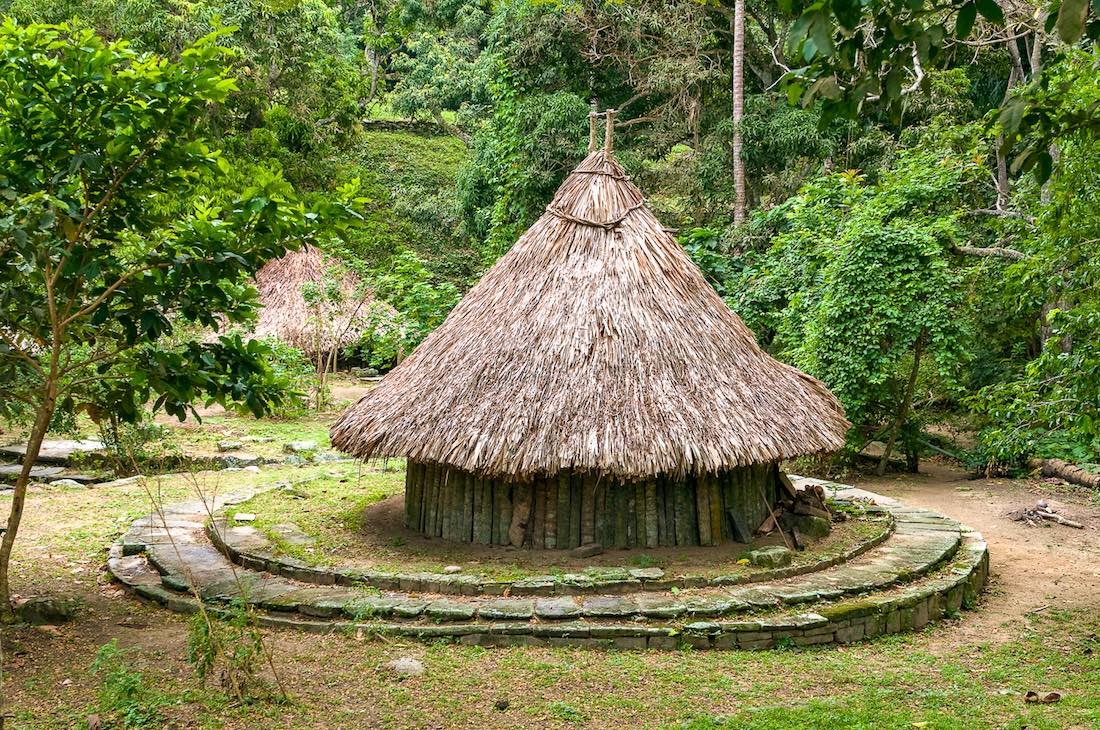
[732,0,748,225]
[780,0,1100,179]
[0,21,354,619]
[732,127,980,469]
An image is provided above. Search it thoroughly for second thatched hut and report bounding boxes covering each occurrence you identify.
[252,244,380,357]
[331,132,849,550]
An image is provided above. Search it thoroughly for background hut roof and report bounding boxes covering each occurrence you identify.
[253,244,376,355]
[331,150,849,479]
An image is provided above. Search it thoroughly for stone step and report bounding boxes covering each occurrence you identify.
[206,500,960,599]
[107,482,989,649]
[113,533,989,650]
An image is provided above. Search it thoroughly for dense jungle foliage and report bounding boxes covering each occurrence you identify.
[2,0,1097,472]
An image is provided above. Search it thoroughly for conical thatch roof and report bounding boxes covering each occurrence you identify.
[331,149,848,479]
[253,244,378,355]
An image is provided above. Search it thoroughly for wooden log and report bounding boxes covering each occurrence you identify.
[1030,458,1100,489]
[531,478,546,548]
[403,463,414,529]
[581,473,596,545]
[658,476,671,547]
[545,477,558,549]
[596,478,612,548]
[709,475,723,546]
[777,467,798,500]
[644,480,658,548]
[497,480,513,546]
[423,464,438,537]
[556,473,571,549]
[696,475,712,546]
[634,481,645,549]
[463,472,475,541]
[570,475,582,549]
[509,481,531,547]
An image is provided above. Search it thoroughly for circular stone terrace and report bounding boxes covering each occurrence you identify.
[108,475,989,650]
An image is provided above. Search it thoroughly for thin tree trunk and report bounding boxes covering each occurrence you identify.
[731,0,746,225]
[878,335,924,476]
[0,386,57,620]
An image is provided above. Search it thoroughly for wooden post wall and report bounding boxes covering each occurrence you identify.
[403,461,780,548]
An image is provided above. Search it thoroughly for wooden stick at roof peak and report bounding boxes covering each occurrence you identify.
[604,108,617,152]
[588,102,599,153]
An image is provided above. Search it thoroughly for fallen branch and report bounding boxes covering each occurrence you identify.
[1008,500,1085,529]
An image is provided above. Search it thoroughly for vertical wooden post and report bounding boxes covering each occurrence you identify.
[463,471,475,542]
[570,475,582,548]
[616,483,629,549]
[509,481,531,547]
[545,478,558,549]
[696,474,712,546]
[645,479,658,548]
[709,475,723,546]
[556,473,571,549]
[581,473,596,545]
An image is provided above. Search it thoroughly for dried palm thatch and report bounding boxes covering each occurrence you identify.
[253,244,376,356]
[331,149,849,480]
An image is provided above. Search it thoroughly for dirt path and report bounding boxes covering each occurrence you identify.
[851,461,1100,639]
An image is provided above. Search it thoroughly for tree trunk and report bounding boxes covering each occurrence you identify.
[878,335,924,476]
[0,388,57,620]
[731,0,746,225]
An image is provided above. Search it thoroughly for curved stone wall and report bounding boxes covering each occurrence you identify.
[403,461,780,548]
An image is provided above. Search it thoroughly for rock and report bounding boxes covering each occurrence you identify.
[748,545,793,568]
[233,513,257,523]
[243,465,261,474]
[95,475,144,488]
[218,453,264,468]
[0,439,104,465]
[283,440,319,455]
[48,479,85,489]
[385,657,425,677]
[570,543,604,558]
[217,440,244,452]
[494,699,510,712]
[792,514,831,539]
[241,436,275,443]
[628,567,665,580]
[443,565,462,574]
[0,464,66,481]
[283,455,307,465]
[534,597,581,619]
[14,596,79,625]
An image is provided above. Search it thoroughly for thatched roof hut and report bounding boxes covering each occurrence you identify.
[253,244,377,357]
[331,127,848,549]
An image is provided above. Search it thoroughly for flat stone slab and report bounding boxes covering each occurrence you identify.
[0,464,67,480]
[0,439,104,465]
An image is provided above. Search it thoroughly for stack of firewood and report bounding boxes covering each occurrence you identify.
[756,475,834,549]
[1007,500,1084,529]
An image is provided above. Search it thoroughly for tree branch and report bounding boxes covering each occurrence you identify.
[952,244,1028,260]
[971,208,1036,224]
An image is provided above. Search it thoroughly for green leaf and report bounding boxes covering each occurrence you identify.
[955,3,978,38]
[1055,0,1089,42]
[975,0,1005,23]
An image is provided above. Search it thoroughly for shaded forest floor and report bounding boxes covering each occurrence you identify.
[3,445,1100,728]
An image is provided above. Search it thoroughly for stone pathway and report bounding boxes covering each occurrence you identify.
[108,479,989,650]
[0,439,105,465]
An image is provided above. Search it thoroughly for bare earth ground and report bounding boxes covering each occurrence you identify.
[2,458,1099,728]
